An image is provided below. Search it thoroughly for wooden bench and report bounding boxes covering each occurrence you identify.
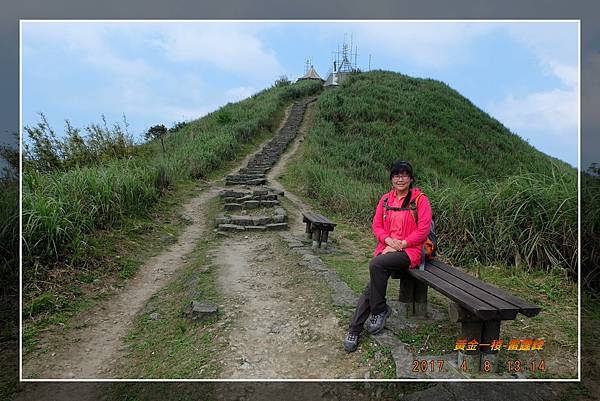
[391,259,540,373]
[302,212,337,249]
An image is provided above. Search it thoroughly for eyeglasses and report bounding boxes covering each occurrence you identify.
[392,174,411,180]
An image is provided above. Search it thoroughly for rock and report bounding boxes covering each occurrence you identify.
[215,216,232,225]
[266,223,288,230]
[252,216,269,226]
[274,207,286,216]
[260,200,279,207]
[188,301,218,321]
[218,224,245,231]
[221,190,248,198]
[150,312,160,320]
[224,203,243,211]
[230,216,254,226]
[178,214,194,225]
[244,200,260,209]
[273,215,286,223]
[245,225,267,231]
[160,234,176,244]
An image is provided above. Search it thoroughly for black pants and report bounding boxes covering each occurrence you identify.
[347,250,410,335]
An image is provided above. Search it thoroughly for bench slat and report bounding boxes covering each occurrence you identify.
[429,260,540,317]
[409,269,499,320]
[425,266,519,320]
[302,212,337,227]
[311,223,336,231]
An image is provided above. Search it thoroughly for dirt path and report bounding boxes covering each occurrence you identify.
[213,232,367,379]
[22,185,222,380]
[19,106,295,383]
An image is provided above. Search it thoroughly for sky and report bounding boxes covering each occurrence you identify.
[21,21,579,167]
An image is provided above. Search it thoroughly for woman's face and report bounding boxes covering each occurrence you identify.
[391,172,412,193]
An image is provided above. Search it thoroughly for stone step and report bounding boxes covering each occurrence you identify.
[225,178,267,186]
[266,222,288,230]
[218,223,246,231]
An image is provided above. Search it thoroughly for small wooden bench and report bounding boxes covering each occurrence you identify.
[302,212,337,249]
[391,259,540,373]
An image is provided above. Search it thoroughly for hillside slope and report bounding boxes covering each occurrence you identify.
[284,70,577,273]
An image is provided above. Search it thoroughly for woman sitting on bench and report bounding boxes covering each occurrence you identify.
[344,160,432,352]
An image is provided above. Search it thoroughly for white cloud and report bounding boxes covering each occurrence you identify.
[549,61,578,88]
[353,22,493,69]
[506,23,578,87]
[23,22,159,79]
[488,88,578,139]
[482,22,578,165]
[154,24,284,79]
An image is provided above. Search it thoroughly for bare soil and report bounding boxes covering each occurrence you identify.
[212,232,368,379]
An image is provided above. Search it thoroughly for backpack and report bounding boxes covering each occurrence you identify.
[383,191,438,269]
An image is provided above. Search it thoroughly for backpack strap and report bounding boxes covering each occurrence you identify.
[410,193,424,225]
[383,192,424,225]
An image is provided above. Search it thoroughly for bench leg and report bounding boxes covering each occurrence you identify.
[320,230,329,249]
[457,320,484,373]
[413,280,428,317]
[311,229,321,250]
[481,320,501,373]
[305,222,312,239]
[397,275,415,318]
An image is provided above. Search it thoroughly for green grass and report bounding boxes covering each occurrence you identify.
[21,181,198,354]
[284,70,577,275]
[111,195,223,379]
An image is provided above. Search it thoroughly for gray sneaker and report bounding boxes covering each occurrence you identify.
[366,305,392,334]
[343,332,359,352]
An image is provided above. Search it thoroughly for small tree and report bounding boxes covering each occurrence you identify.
[0,133,18,179]
[274,75,291,88]
[145,124,168,154]
[24,113,64,172]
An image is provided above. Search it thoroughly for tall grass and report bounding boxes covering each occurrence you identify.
[433,171,576,273]
[0,178,18,292]
[582,172,600,293]
[286,71,577,274]
[23,80,322,271]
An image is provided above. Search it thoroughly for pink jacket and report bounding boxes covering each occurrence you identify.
[372,187,433,268]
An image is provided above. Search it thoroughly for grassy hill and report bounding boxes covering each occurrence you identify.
[283,70,577,274]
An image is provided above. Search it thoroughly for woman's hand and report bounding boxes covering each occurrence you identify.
[381,246,397,254]
[385,237,407,250]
